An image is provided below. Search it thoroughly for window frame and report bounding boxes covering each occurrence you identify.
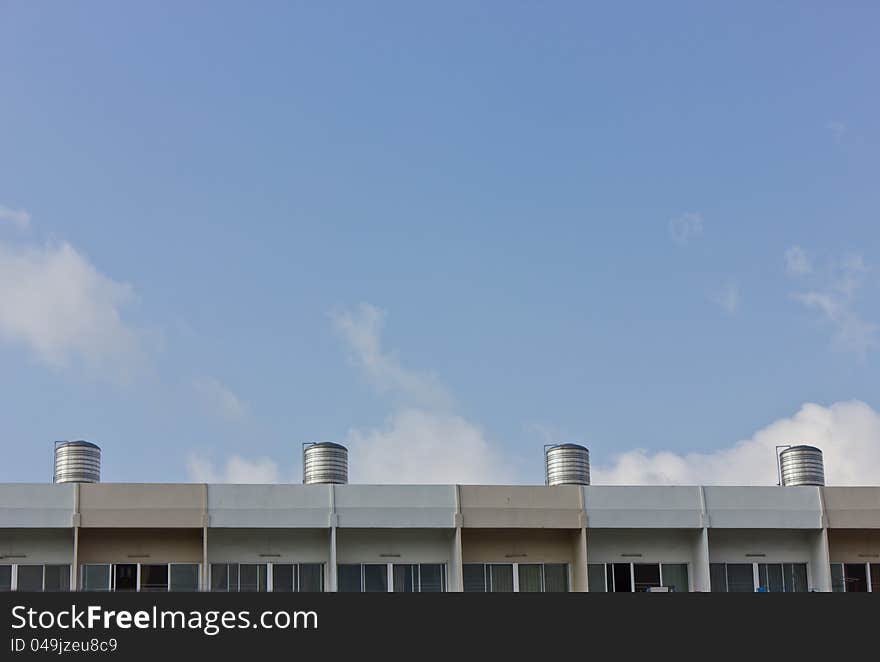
[462,562,569,593]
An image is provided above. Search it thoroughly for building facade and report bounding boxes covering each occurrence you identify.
[1,483,878,592]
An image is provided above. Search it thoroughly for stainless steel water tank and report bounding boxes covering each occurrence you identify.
[780,445,825,486]
[303,442,348,484]
[545,443,590,486]
[53,440,101,483]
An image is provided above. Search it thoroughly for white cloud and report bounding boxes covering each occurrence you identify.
[186,454,279,483]
[331,303,453,409]
[711,282,740,315]
[0,240,146,379]
[0,205,31,230]
[193,376,248,421]
[593,400,880,486]
[784,246,812,276]
[334,302,516,484]
[346,408,516,484]
[668,212,703,245]
[827,120,846,143]
[792,253,876,355]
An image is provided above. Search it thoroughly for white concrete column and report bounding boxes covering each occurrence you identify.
[450,525,463,592]
[810,528,832,592]
[572,527,589,592]
[693,527,712,592]
[329,524,338,592]
[202,526,209,591]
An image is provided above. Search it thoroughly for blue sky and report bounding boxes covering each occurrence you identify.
[1,2,879,485]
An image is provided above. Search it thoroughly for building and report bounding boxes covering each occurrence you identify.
[2,479,879,592]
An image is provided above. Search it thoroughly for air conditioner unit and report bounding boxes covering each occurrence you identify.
[647,586,671,593]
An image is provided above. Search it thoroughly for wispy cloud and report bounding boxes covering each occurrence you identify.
[0,205,31,230]
[593,400,880,485]
[193,376,248,421]
[668,212,703,245]
[0,239,147,380]
[331,303,453,410]
[186,454,278,483]
[710,282,740,315]
[784,245,812,276]
[790,252,876,355]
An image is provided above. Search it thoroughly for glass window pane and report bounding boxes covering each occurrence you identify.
[726,564,754,593]
[830,564,845,592]
[710,564,727,592]
[419,564,444,593]
[82,565,110,591]
[588,564,606,592]
[612,563,632,592]
[758,563,784,593]
[272,564,294,592]
[17,565,44,591]
[871,564,880,593]
[114,564,137,592]
[140,565,169,592]
[489,564,514,593]
[211,564,229,592]
[463,564,486,592]
[544,564,569,593]
[783,563,807,593]
[661,564,688,593]
[44,565,70,592]
[363,564,388,593]
[844,563,868,592]
[338,564,362,592]
[518,564,543,592]
[393,564,416,592]
[633,564,661,592]
[240,564,267,592]
[170,564,199,592]
[299,564,323,592]
[0,565,11,591]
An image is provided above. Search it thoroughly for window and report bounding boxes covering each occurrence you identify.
[0,565,13,591]
[170,564,200,592]
[363,564,387,592]
[390,564,445,592]
[712,562,807,593]
[17,566,44,592]
[543,564,569,593]
[489,564,514,592]
[844,563,868,593]
[272,564,295,592]
[871,564,880,593]
[463,563,566,592]
[114,564,137,591]
[210,563,268,592]
[299,564,324,592]
[661,564,689,593]
[588,564,606,592]
[590,563,688,592]
[82,565,111,592]
[463,564,487,592]
[518,564,543,592]
[338,564,362,593]
[140,565,169,592]
[419,564,445,593]
[240,564,268,592]
[830,564,846,592]
[612,563,633,592]
[633,564,661,592]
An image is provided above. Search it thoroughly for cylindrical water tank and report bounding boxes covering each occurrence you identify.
[303,442,348,485]
[780,445,825,486]
[53,441,101,484]
[545,443,590,486]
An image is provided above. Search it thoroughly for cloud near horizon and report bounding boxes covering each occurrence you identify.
[186,454,279,483]
[593,400,880,486]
